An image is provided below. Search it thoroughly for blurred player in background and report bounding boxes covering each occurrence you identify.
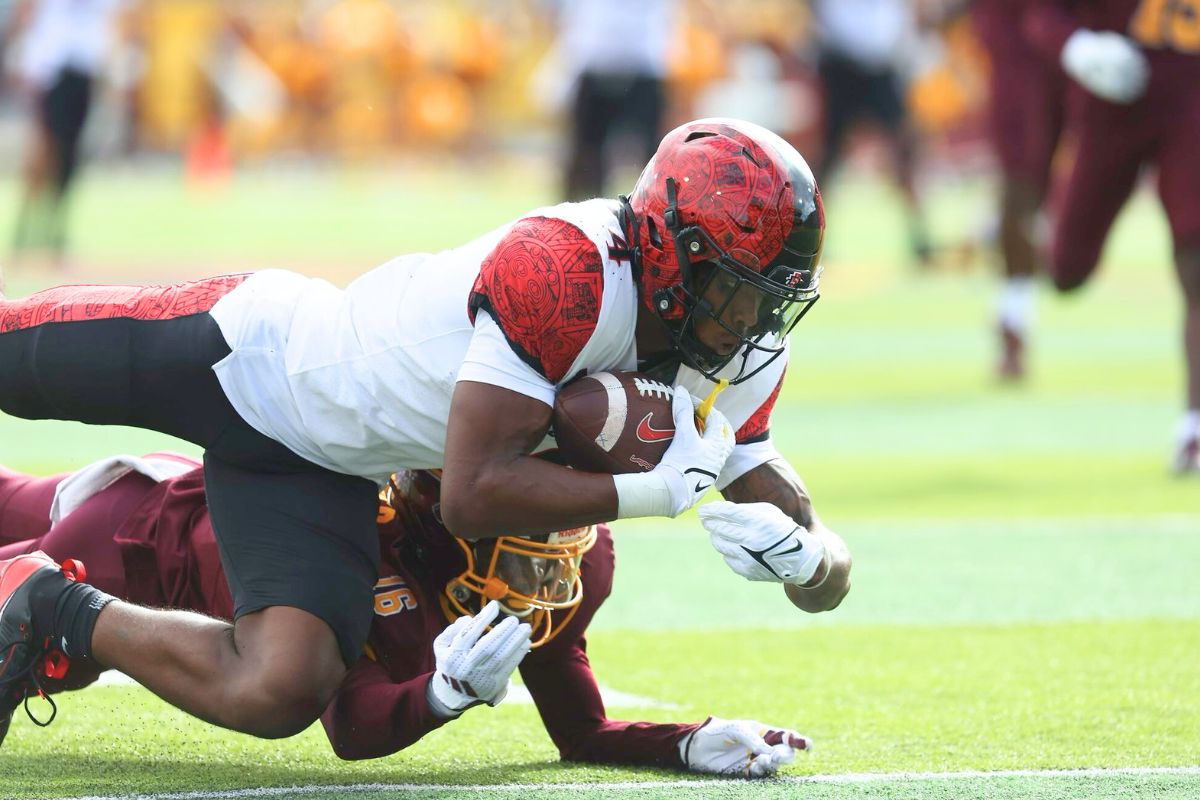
[809,0,933,264]
[0,456,812,777]
[4,0,125,272]
[1022,0,1200,473]
[546,0,675,201]
[0,118,851,744]
[969,0,1068,380]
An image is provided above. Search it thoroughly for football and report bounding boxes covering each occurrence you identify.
[552,371,676,474]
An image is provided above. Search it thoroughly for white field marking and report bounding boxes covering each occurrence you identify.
[71,766,1200,800]
[93,672,678,709]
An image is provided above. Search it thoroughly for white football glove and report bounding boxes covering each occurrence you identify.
[679,716,812,778]
[699,500,826,585]
[613,384,735,519]
[1061,29,1149,104]
[426,600,531,719]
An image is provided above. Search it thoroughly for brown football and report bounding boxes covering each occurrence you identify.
[552,371,676,474]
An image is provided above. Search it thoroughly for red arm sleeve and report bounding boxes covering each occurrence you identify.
[320,657,448,761]
[518,525,701,768]
[1023,0,1083,61]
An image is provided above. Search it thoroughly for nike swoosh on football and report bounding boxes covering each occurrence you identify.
[636,412,674,443]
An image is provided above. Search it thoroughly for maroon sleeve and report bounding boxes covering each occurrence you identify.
[518,525,702,768]
[320,657,448,760]
[467,216,604,383]
[1022,0,1084,61]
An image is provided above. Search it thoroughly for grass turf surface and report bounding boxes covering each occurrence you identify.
[0,165,1197,798]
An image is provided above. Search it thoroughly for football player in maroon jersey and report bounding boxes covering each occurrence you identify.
[1022,0,1200,471]
[0,118,851,741]
[969,0,1070,380]
[0,457,812,776]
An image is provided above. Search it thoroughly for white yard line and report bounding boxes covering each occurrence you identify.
[71,766,1200,800]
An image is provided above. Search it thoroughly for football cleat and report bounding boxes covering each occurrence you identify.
[0,552,85,742]
[1171,436,1200,475]
[997,324,1025,381]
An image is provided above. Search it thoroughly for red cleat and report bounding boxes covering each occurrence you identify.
[0,551,84,743]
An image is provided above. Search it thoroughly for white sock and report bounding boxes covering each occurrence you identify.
[997,276,1036,333]
[1176,410,1200,444]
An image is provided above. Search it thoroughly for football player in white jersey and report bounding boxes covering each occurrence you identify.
[0,119,851,742]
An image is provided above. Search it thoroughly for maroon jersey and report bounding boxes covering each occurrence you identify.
[0,464,698,767]
[1025,0,1200,69]
[972,0,1049,58]
[970,0,1069,191]
[1021,0,1200,287]
[321,512,698,765]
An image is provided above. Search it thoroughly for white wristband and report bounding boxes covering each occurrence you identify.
[426,674,466,720]
[613,471,676,519]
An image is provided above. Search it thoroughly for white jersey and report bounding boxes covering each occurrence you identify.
[209,199,787,487]
[812,0,917,72]
[554,0,675,79]
[17,0,125,88]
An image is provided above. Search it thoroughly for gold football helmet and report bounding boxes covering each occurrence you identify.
[383,470,596,649]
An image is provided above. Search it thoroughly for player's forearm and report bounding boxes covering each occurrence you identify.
[321,666,448,760]
[521,649,697,768]
[721,459,851,612]
[443,379,620,538]
[720,458,815,527]
[441,455,617,539]
[783,520,852,612]
[559,720,701,768]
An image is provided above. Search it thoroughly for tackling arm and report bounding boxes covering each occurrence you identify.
[319,657,449,760]
[720,459,852,613]
[520,636,700,768]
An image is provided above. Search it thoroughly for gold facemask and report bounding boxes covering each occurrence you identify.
[382,471,596,649]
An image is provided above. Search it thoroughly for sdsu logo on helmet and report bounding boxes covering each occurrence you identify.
[624,118,824,383]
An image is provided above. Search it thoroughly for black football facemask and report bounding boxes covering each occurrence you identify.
[634,177,822,384]
[673,257,821,382]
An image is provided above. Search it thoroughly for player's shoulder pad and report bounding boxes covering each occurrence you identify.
[469,209,610,383]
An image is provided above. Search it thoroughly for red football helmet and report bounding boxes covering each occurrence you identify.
[625,118,824,383]
[381,471,595,649]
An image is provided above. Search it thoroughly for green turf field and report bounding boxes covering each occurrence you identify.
[0,164,1197,799]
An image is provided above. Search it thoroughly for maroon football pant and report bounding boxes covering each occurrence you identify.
[1052,57,1200,291]
[982,36,1066,198]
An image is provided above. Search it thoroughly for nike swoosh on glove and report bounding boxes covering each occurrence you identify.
[700,500,826,585]
[427,600,531,719]
[679,716,812,778]
[1061,29,1149,104]
[613,384,735,519]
